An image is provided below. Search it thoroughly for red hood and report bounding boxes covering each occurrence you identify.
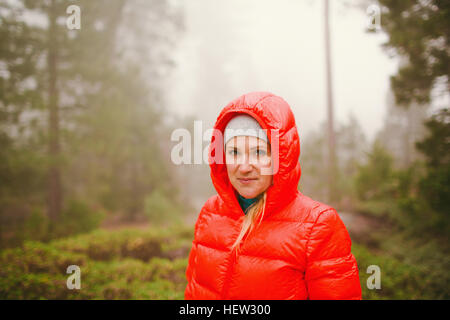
[208,91,301,219]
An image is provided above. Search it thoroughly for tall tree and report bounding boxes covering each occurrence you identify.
[0,0,49,241]
[0,0,184,232]
[18,0,130,224]
[415,108,449,230]
[377,0,450,105]
[47,0,61,223]
[324,0,338,203]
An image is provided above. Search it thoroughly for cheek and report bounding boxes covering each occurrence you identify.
[226,164,237,179]
[259,174,272,189]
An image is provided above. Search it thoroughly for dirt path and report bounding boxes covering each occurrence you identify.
[100,211,381,242]
[183,210,381,230]
[340,211,376,234]
[339,211,387,247]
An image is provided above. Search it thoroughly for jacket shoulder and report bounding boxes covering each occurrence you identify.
[200,194,222,213]
[300,195,352,259]
[281,192,334,223]
[302,195,334,221]
[196,195,226,224]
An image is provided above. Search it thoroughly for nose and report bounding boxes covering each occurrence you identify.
[238,161,253,174]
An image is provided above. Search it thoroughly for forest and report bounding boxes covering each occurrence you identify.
[0,0,448,299]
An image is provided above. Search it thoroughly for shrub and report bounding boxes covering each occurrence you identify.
[355,142,396,201]
[120,237,162,262]
[352,243,422,299]
[144,189,182,224]
[0,241,87,275]
[0,227,190,300]
[23,207,49,242]
[352,242,449,299]
[56,199,106,237]
[0,272,70,300]
[1,224,447,300]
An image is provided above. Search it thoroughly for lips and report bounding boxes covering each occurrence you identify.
[238,178,257,185]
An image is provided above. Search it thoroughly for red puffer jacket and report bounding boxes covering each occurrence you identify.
[185,92,362,300]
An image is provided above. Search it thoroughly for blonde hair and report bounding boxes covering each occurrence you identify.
[231,192,267,252]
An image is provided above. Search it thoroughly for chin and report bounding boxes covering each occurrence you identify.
[237,189,259,199]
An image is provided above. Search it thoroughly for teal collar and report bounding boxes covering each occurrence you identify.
[237,194,259,215]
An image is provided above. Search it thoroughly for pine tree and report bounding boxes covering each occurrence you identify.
[378,0,449,105]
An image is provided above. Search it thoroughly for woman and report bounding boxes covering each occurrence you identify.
[185,91,362,300]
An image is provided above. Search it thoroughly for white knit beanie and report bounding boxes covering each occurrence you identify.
[223,114,268,147]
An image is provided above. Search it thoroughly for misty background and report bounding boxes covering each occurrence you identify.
[0,0,448,300]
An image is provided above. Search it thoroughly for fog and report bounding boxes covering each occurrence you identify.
[166,0,399,141]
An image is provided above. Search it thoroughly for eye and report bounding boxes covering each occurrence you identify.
[255,149,267,156]
[228,149,238,156]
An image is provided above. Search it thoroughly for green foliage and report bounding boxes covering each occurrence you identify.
[0,0,185,247]
[416,109,450,168]
[0,272,69,300]
[23,208,49,241]
[378,0,450,105]
[0,146,48,247]
[51,227,193,262]
[0,241,87,277]
[2,223,447,300]
[0,199,105,248]
[353,123,449,235]
[0,225,193,299]
[355,142,395,201]
[144,189,183,225]
[407,109,450,235]
[352,243,425,299]
[351,109,450,300]
[373,234,450,300]
[416,109,450,218]
[55,200,106,237]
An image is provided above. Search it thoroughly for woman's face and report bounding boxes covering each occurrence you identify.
[225,136,273,199]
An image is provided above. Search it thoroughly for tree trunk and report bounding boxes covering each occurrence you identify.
[324,0,338,204]
[47,0,61,224]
